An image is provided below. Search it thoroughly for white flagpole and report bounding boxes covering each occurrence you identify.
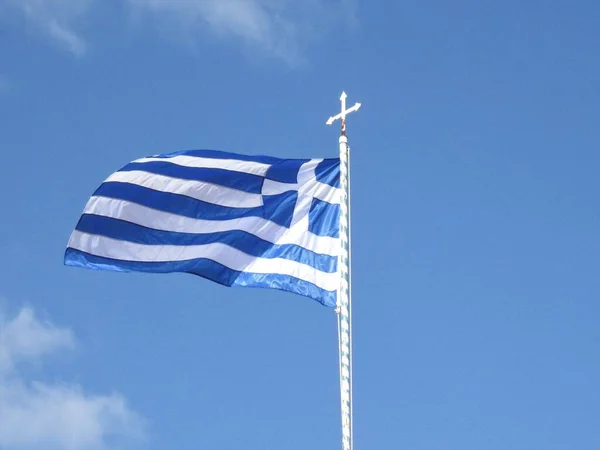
[326,92,361,450]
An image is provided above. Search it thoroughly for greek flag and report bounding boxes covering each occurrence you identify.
[64,149,341,307]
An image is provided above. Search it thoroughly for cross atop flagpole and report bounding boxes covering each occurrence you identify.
[327,91,360,450]
[326,91,362,135]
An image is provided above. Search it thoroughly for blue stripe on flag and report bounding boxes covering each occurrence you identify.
[94,183,296,228]
[153,149,285,165]
[315,159,341,188]
[120,161,264,194]
[64,248,336,307]
[76,214,337,273]
[261,192,297,228]
[265,159,309,183]
[309,198,340,238]
[231,271,336,307]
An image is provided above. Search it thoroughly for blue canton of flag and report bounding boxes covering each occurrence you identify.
[64,149,341,307]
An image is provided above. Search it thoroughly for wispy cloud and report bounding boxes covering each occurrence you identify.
[0,305,145,450]
[6,0,92,56]
[47,19,87,56]
[128,0,356,63]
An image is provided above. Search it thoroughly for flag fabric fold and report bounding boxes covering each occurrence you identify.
[64,149,341,307]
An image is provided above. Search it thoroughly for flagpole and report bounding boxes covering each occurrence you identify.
[338,132,352,450]
[327,92,360,450]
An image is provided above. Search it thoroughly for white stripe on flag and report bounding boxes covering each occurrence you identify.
[309,181,341,205]
[68,231,339,291]
[105,171,263,208]
[262,176,341,205]
[262,179,341,205]
[134,155,270,177]
[83,196,339,257]
[262,179,298,196]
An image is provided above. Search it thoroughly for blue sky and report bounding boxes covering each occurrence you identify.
[1,1,600,449]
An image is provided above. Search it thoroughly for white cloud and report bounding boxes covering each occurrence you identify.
[0,307,74,374]
[0,381,144,450]
[0,306,145,450]
[6,0,92,55]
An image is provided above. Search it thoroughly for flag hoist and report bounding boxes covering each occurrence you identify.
[326,92,361,450]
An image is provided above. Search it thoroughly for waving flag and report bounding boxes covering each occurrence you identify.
[64,149,341,307]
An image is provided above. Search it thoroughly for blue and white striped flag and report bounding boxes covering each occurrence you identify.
[65,149,341,307]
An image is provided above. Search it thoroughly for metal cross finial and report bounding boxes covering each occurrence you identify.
[326,91,361,136]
